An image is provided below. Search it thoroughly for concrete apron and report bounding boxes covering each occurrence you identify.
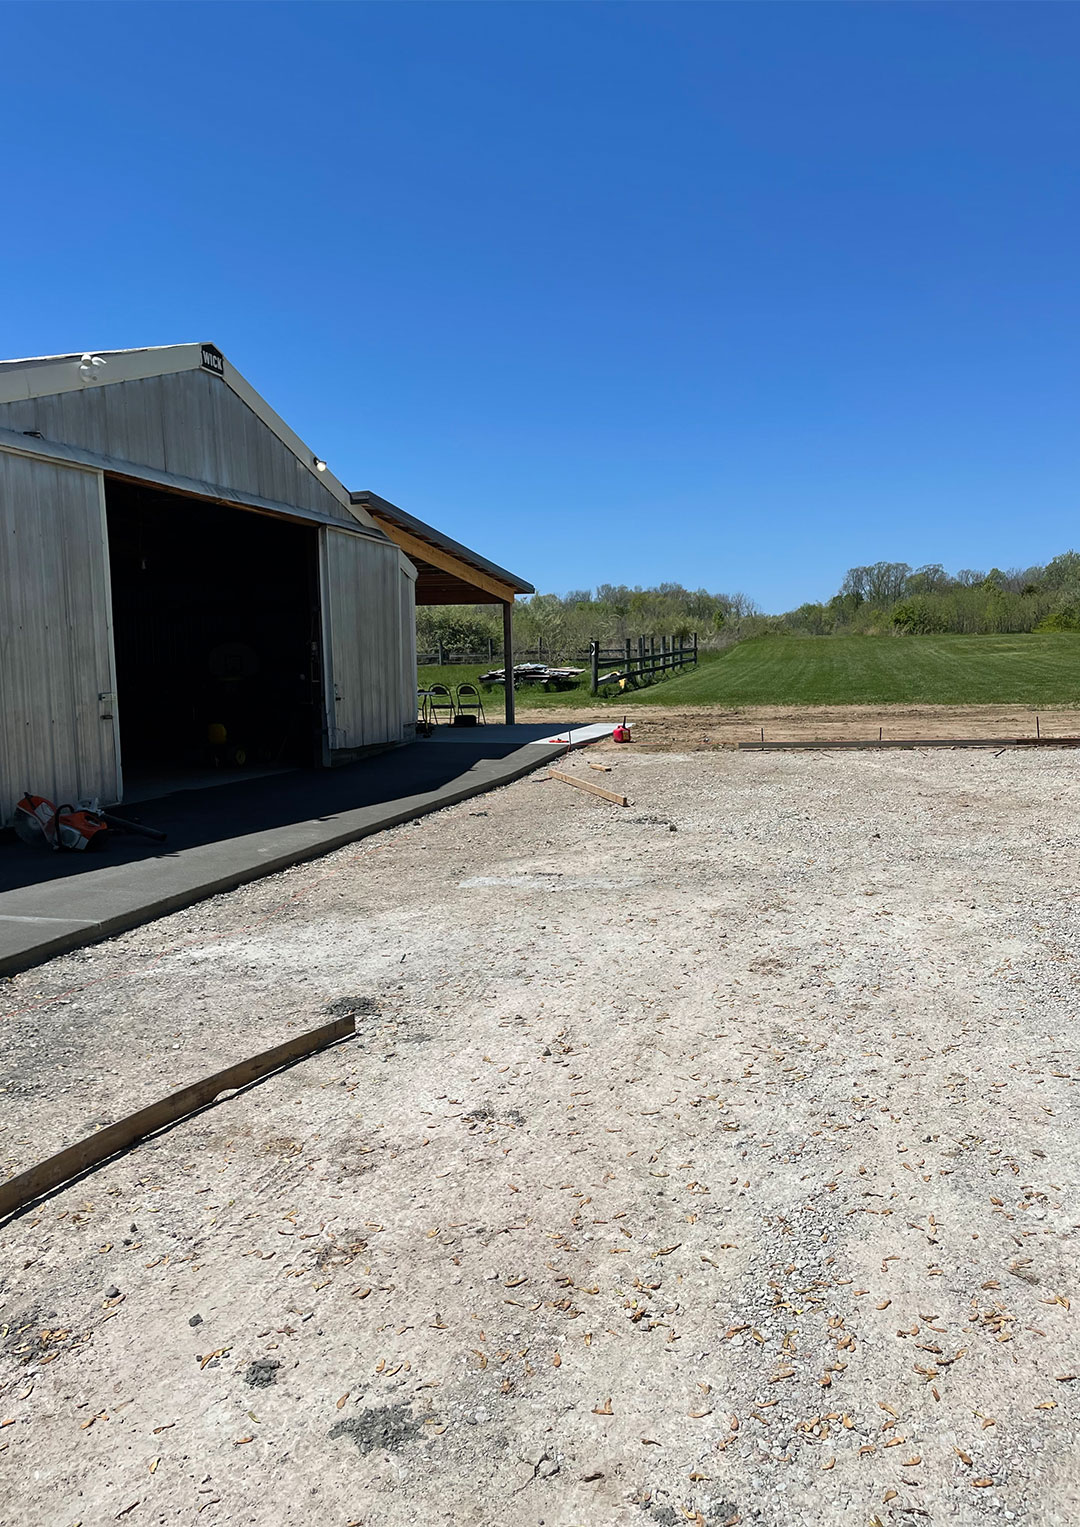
[0,739,570,977]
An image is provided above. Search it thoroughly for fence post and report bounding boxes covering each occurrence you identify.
[693,631,698,665]
[624,637,631,675]
[638,634,645,680]
[488,637,494,661]
[437,640,444,666]
[590,640,599,695]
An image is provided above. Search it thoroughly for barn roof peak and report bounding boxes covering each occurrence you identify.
[0,343,376,530]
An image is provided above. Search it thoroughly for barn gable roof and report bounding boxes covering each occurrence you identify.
[0,344,380,534]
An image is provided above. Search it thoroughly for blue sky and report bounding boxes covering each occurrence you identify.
[2,3,1078,611]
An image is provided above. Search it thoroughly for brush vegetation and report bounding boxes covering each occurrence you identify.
[418,551,1080,664]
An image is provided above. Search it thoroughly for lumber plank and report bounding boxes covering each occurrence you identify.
[548,769,629,806]
[0,1016,355,1220]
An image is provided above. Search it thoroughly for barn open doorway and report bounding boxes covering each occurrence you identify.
[105,480,323,798]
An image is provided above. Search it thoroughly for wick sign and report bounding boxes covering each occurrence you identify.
[200,344,225,376]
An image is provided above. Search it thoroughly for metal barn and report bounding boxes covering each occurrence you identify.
[0,343,528,826]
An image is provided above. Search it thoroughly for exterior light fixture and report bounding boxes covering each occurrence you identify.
[77,352,107,384]
[313,457,327,472]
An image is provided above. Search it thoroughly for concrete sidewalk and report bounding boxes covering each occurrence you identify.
[0,727,575,975]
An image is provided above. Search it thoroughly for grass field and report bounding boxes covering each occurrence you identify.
[420,634,1080,710]
[636,634,1080,706]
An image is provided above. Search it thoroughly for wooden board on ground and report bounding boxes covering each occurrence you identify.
[0,1015,355,1220]
[548,769,629,806]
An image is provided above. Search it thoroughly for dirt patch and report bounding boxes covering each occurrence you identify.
[329,1401,426,1455]
[645,1500,739,1527]
[322,995,380,1018]
[0,1307,91,1368]
[465,1103,526,1126]
[243,1358,281,1388]
[519,700,1080,750]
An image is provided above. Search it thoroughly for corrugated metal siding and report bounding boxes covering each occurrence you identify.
[0,370,353,524]
[400,568,418,733]
[323,530,412,751]
[0,449,120,824]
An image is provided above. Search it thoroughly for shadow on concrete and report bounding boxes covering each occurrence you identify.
[0,726,567,896]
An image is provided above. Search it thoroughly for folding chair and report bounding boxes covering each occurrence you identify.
[455,682,486,724]
[425,683,456,725]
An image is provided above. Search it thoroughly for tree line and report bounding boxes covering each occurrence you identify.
[782,552,1080,636]
[416,551,1080,661]
[416,583,759,662]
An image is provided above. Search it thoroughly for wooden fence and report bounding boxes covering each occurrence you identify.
[419,638,553,666]
[588,634,698,694]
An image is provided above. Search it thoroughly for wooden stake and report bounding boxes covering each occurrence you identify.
[0,1016,355,1220]
[548,769,629,806]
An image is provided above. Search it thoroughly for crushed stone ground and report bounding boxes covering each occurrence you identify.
[1,747,1079,1527]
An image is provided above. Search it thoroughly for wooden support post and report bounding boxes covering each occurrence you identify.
[625,637,632,675]
[503,601,515,724]
[638,634,646,679]
[590,639,599,695]
[693,631,698,665]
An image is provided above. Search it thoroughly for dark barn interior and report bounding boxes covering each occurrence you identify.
[105,481,322,775]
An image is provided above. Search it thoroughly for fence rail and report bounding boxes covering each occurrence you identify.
[419,633,699,693]
[418,638,554,666]
[589,634,698,694]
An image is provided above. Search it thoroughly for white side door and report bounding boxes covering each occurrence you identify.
[321,526,405,754]
[0,448,121,822]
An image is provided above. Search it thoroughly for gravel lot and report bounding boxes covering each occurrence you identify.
[2,746,1079,1527]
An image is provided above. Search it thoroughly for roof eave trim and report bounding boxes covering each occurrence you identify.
[352,490,534,595]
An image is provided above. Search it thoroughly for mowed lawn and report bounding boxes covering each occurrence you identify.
[420,635,1080,709]
[641,634,1080,706]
